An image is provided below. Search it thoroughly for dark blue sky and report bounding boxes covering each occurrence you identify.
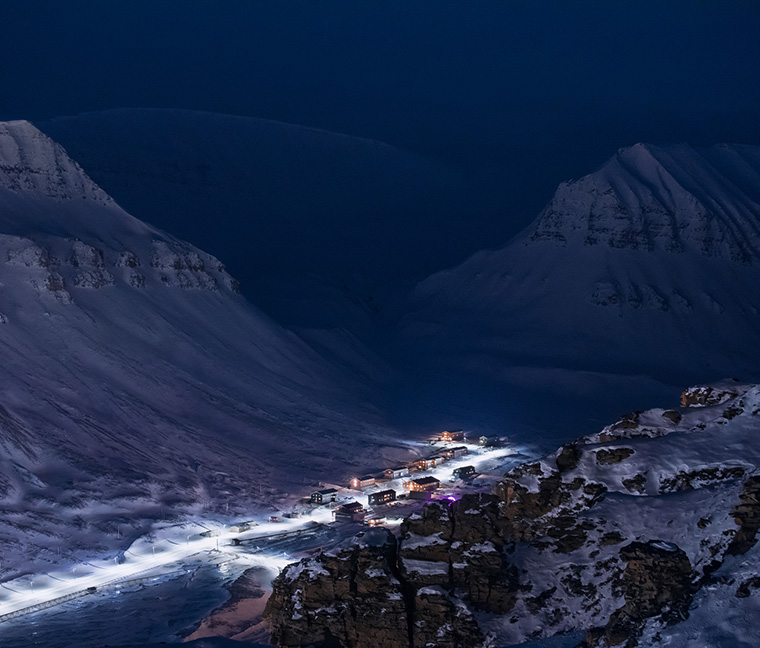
[3,1,760,232]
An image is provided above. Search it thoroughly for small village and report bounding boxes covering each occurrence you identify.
[198,429,513,542]
[0,428,520,627]
[301,429,506,526]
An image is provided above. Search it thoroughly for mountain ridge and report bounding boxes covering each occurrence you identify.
[528,142,760,260]
[0,122,402,577]
[389,142,760,439]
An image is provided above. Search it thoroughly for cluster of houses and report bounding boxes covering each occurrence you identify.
[305,429,499,522]
[443,429,501,447]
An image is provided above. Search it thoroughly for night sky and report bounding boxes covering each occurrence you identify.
[3,1,760,240]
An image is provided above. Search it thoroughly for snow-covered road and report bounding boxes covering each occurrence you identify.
[0,443,521,624]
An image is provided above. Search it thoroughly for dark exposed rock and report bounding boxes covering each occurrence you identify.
[660,466,746,493]
[736,576,760,598]
[722,403,744,420]
[44,271,66,293]
[661,410,682,424]
[400,495,519,614]
[267,498,518,648]
[525,586,557,613]
[598,413,641,443]
[547,515,591,553]
[494,464,605,543]
[561,569,596,599]
[265,528,410,648]
[681,385,742,408]
[595,448,634,465]
[622,473,647,494]
[587,541,692,647]
[726,475,760,556]
[600,532,625,546]
[613,412,641,431]
[412,586,484,648]
[265,387,760,648]
[556,443,581,473]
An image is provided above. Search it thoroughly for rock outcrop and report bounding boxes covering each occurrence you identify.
[681,382,748,408]
[265,385,760,648]
[265,528,410,648]
[587,541,693,647]
[726,475,760,556]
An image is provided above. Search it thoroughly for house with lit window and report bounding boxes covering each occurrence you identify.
[310,488,339,504]
[441,429,465,442]
[350,476,376,489]
[411,457,439,471]
[334,501,366,522]
[403,476,441,492]
[440,446,469,460]
[479,435,500,447]
[452,465,476,480]
[383,467,409,480]
[368,489,397,506]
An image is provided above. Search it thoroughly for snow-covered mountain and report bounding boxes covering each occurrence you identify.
[395,143,760,437]
[38,109,487,332]
[0,121,405,576]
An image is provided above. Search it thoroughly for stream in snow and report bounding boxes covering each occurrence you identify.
[0,559,234,647]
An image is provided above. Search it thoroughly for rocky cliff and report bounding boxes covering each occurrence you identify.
[265,382,760,647]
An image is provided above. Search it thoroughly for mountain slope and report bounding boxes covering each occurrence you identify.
[394,143,760,437]
[0,121,402,575]
[38,108,485,331]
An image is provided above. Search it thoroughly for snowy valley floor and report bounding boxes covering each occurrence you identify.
[0,441,525,647]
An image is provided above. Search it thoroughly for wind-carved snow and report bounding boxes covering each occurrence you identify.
[0,121,396,578]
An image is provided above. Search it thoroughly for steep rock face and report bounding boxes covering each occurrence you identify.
[265,385,760,648]
[266,528,410,648]
[587,541,693,647]
[399,495,518,615]
[726,475,760,556]
[493,461,606,542]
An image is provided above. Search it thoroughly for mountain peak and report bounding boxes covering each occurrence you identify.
[529,142,760,262]
[0,120,110,203]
